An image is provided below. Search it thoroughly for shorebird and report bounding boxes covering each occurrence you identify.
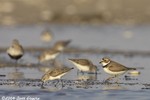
[53,40,71,51]
[68,59,97,74]
[40,29,53,43]
[7,39,24,65]
[41,66,74,87]
[99,57,136,81]
[38,49,60,63]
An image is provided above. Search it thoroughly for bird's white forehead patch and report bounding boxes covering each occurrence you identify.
[101,60,110,66]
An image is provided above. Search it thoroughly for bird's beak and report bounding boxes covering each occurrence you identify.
[99,60,103,64]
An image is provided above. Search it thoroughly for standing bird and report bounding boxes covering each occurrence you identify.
[68,59,97,74]
[99,57,136,80]
[53,40,71,63]
[40,29,53,43]
[7,39,24,66]
[41,66,74,87]
[38,49,60,64]
[53,40,71,51]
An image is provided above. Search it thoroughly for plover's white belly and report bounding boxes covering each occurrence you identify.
[73,63,89,72]
[104,68,126,75]
[7,48,23,56]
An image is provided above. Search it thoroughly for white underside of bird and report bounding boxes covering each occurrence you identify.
[103,67,126,75]
[57,46,64,51]
[71,62,90,72]
[45,53,59,60]
[7,48,23,56]
[48,73,67,80]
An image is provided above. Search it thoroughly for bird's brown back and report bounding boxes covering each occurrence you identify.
[45,67,73,77]
[107,60,134,72]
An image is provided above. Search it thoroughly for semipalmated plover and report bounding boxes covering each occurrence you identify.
[99,57,136,76]
[53,40,71,51]
[7,39,24,64]
[41,66,74,82]
[38,49,60,63]
[40,29,53,43]
[68,59,97,73]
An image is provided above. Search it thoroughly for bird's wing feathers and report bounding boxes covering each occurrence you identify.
[71,59,92,66]
[46,67,72,77]
[108,61,129,72]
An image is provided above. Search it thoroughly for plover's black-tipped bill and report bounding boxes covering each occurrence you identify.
[99,60,103,64]
[68,59,73,61]
[67,40,71,43]
[71,67,74,69]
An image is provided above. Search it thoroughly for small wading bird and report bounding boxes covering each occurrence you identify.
[41,66,74,87]
[49,40,72,63]
[38,40,71,64]
[53,40,71,52]
[38,49,60,64]
[40,29,53,43]
[68,59,97,74]
[99,57,136,81]
[7,39,24,66]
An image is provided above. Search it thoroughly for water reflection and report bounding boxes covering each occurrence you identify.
[8,71,25,79]
[77,73,97,81]
[102,83,126,90]
[41,86,61,92]
[38,66,53,74]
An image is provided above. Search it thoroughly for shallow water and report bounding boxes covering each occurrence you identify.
[0,24,150,100]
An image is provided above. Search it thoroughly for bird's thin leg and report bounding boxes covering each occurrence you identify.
[81,71,84,75]
[77,70,79,75]
[95,70,97,75]
[115,75,119,84]
[95,71,97,80]
[15,60,18,71]
[61,79,64,87]
[41,82,45,89]
[105,76,116,82]
[50,59,55,65]
[15,60,18,67]
[38,60,41,65]
[54,80,59,87]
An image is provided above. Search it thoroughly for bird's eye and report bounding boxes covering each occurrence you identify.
[104,58,109,62]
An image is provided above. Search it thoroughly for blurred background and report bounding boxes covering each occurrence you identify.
[0,0,150,25]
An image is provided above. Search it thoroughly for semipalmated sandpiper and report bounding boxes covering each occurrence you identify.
[41,66,74,82]
[53,40,71,51]
[38,49,60,63]
[68,59,97,73]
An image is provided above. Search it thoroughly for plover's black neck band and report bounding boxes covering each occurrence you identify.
[102,65,107,68]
